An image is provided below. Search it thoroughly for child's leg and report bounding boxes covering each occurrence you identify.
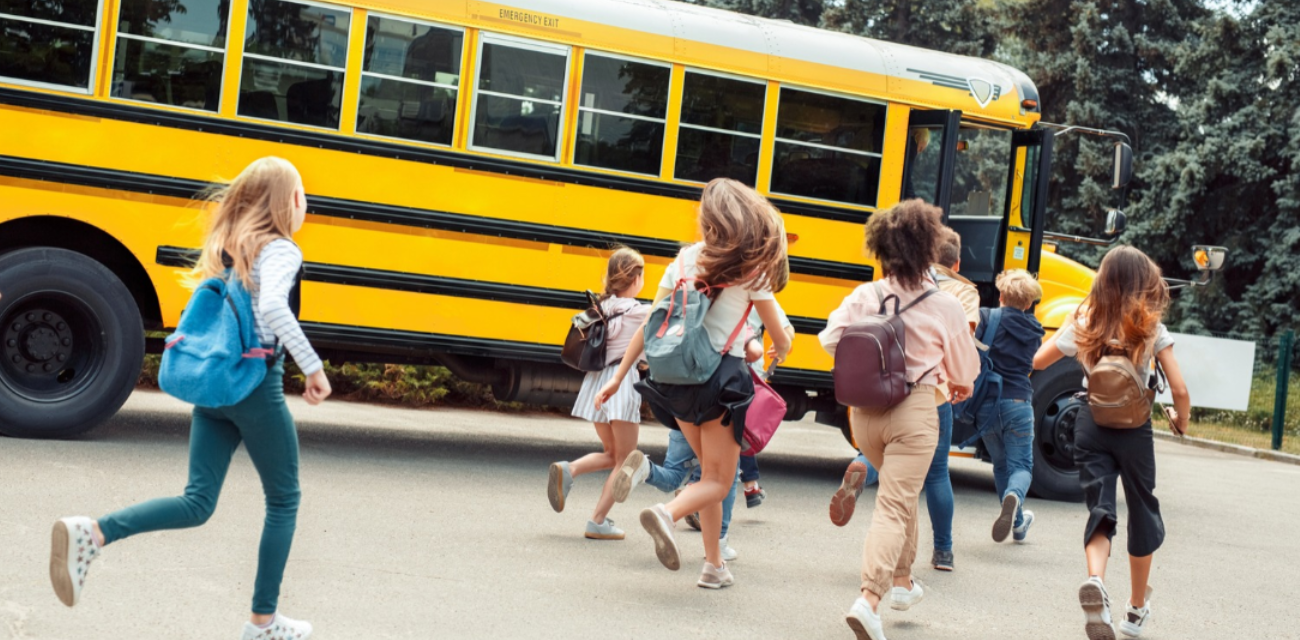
[720,471,739,539]
[739,455,760,489]
[591,420,640,524]
[570,422,617,477]
[645,429,695,493]
[669,419,740,568]
[97,406,241,545]
[923,403,955,552]
[998,400,1036,525]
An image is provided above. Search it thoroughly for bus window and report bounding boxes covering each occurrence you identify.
[948,125,1014,283]
[674,71,765,186]
[471,35,569,159]
[0,0,100,90]
[239,0,351,128]
[112,0,229,111]
[903,125,942,204]
[573,53,669,176]
[771,88,885,206]
[356,16,463,146]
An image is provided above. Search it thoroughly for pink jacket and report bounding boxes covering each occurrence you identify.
[601,297,649,367]
[819,277,980,390]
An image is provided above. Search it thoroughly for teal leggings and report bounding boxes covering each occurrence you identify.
[98,361,301,614]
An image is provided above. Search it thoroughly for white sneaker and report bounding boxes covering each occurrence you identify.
[993,493,1021,542]
[696,561,734,589]
[584,518,625,540]
[49,516,100,607]
[845,597,887,640]
[548,461,573,513]
[1079,576,1116,640]
[240,613,313,640]
[1013,510,1036,543]
[889,579,924,611]
[613,450,649,503]
[639,503,680,571]
[719,536,738,562]
[1119,586,1153,637]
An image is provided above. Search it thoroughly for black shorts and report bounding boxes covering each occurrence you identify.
[1074,402,1165,557]
[635,355,754,446]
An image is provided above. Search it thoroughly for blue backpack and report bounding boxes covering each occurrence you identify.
[159,271,274,408]
[953,308,1004,439]
[643,249,749,385]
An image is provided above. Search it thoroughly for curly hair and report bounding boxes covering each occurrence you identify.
[864,199,943,290]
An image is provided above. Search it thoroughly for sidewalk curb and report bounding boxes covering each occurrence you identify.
[1153,430,1300,466]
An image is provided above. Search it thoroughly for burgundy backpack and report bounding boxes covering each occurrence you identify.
[832,282,938,409]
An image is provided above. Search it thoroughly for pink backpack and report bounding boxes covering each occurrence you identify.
[741,363,786,455]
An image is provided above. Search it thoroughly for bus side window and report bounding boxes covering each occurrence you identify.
[470,36,569,160]
[674,71,765,186]
[239,0,350,129]
[0,0,100,90]
[573,53,670,176]
[112,0,229,112]
[770,88,886,207]
[356,16,463,146]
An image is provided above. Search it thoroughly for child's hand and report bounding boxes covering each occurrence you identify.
[949,383,973,404]
[304,369,332,405]
[594,377,622,409]
[745,339,763,363]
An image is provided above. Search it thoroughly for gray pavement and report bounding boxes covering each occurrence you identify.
[2,391,1297,639]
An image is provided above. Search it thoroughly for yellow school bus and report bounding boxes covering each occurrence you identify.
[0,0,1135,498]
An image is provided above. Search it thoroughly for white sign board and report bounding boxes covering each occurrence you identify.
[1155,333,1255,412]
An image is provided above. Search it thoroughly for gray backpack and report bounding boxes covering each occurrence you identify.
[643,250,750,385]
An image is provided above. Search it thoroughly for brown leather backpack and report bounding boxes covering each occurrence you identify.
[832,283,938,410]
[1086,337,1165,428]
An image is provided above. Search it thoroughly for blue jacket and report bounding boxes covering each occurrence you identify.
[977,306,1045,401]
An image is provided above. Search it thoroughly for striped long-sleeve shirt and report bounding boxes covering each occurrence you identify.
[252,239,323,375]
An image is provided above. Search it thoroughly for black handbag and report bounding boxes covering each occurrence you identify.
[561,291,628,372]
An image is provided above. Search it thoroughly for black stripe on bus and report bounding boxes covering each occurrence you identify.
[0,87,872,224]
[4,154,872,283]
[155,246,829,335]
[298,321,834,389]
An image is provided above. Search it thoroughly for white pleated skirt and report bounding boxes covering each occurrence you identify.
[571,364,642,424]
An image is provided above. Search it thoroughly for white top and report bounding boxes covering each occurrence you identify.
[251,239,323,375]
[1053,318,1174,386]
[599,296,650,366]
[658,243,776,358]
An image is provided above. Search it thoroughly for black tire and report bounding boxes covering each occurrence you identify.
[0,248,144,438]
[1029,358,1087,502]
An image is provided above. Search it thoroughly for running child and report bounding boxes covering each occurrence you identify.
[49,157,332,640]
[548,248,649,541]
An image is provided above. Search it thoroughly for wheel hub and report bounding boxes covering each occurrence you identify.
[6,309,74,373]
[1039,393,1084,471]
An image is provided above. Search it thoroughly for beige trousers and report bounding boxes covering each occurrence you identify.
[850,385,940,599]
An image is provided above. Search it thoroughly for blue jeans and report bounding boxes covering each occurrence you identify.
[645,429,739,538]
[857,402,955,551]
[978,398,1035,527]
[739,455,760,483]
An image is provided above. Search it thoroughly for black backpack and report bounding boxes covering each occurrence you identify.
[561,291,629,372]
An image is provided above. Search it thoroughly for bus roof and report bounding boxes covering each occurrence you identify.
[451,0,1041,123]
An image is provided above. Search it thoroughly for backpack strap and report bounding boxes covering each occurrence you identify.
[721,302,754,355]
[977,308,1004,351]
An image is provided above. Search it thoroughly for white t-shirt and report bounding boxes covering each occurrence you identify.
[1054,319,1175,385]
[658,243,776,358]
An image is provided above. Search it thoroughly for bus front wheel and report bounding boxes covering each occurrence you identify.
[1029,358,1086,502]
[0,248,144,438]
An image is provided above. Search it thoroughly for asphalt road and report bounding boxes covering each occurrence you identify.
[3,391,1297,639]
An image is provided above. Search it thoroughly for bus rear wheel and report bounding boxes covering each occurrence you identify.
[0,248,143,438]
[1029,358,1086,502]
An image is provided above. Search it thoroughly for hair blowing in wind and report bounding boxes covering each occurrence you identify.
[694,178,789,294]
[189,157,301,290]
[1074,245,1170,369]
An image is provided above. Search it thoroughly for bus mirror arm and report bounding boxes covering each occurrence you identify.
[1041,230,1122,247]
[1165,246,1228,291]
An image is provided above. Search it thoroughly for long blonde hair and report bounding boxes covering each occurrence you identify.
[188,157,301,290]
[694,179,789,293]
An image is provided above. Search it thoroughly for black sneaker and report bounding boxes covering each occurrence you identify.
[931,548,954,572]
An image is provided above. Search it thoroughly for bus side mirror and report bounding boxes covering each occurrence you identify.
[1113,142,1133,189]
[1193,245,1227,272]
[1104,209,1127,237]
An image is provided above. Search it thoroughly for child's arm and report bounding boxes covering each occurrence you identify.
[1156,346,1191,435]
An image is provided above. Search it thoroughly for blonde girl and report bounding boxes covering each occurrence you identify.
[49,157,331,640]
[1034,245,1190,640]
[819,199,980,639]
[548,247,649,540]
[595,178,792,589]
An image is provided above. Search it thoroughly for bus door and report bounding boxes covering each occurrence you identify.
[1002,129,1054,275]
[901,109,961,211]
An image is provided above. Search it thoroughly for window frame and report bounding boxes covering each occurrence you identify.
[571,49,672,178]
[672,67,767,186]
[768,83,889,208]
[234,0,354,131]
[467,32,572,162]
[353,11,466,148]
[0,0,107,94]
[106,0,235,114]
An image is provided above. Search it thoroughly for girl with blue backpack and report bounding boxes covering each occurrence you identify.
[548,247,649,540]
[49,157,331,640]
[594,178,791,589]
